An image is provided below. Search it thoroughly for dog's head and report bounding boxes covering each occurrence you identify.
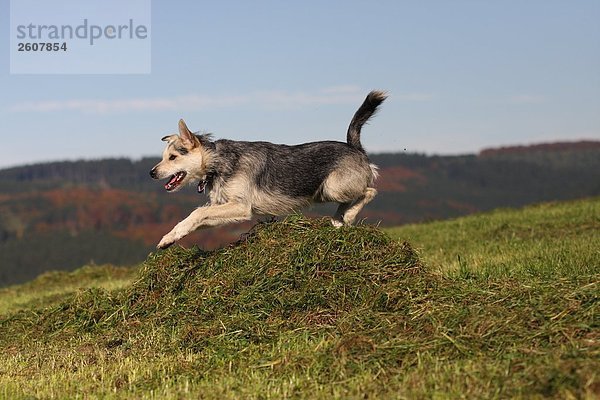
[150,119,211,193]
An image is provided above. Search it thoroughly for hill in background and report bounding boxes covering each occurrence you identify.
[0,140,599,286]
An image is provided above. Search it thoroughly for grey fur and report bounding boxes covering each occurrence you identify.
[150,90,386,249]
[347,90,387,152]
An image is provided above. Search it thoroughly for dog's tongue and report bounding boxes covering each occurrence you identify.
[165,174,179,190]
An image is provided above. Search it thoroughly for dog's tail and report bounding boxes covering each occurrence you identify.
[346,90,387,152]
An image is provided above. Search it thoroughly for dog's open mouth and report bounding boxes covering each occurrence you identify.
[164,171,186,191]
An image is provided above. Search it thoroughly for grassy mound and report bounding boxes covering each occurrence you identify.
[125,217,421,348]
[1,216,429,396]
[1,211,597,399]
[11,216,420,348]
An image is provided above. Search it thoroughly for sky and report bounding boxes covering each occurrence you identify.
[0,0,599,168]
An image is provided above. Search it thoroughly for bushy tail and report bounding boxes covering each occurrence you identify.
[346,90,387,152]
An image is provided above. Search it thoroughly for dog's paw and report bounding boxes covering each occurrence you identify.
[331,218,344,228]
[157,235,176,249]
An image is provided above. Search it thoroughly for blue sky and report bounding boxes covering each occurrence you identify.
[1,0,599,168]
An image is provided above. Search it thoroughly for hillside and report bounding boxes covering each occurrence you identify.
[0,141,599,286]
[0,199,598,398]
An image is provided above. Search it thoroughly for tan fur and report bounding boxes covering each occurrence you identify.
[157,202,252,248]
[152,125,378,249]
[211,175,311,216]
[152,121,213,189]
[321,157,373,202]
[152,88,385,249]
[342,187,377,224]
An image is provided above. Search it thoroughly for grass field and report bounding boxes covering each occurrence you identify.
[0,198,598,399]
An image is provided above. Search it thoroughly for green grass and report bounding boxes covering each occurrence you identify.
[0,264,137,315]
[385,197,600,279]
[0,199,598,399]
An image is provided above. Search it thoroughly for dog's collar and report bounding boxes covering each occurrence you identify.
[197,172,215,194]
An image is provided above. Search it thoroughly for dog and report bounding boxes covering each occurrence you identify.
[150,90,387,249]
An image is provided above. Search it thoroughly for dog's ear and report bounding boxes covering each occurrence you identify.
[179,119,200,148]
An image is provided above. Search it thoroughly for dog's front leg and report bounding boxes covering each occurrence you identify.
[157,202,252,249]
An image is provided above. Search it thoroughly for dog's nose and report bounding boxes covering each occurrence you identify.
[150,167,158,179]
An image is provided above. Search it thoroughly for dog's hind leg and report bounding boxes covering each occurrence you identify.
[331,202,351,227]
[341,187,377,225]
[158,202,252,249]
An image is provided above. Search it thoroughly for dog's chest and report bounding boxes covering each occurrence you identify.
[207,181,226,205]
[207,177,238,205]
[207,174,256,206]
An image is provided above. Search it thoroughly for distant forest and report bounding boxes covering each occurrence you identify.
[1,140,599,286]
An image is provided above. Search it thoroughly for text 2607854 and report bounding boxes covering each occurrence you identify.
[17,42,67,51]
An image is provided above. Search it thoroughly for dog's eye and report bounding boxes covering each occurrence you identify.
[169,155,177,161]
